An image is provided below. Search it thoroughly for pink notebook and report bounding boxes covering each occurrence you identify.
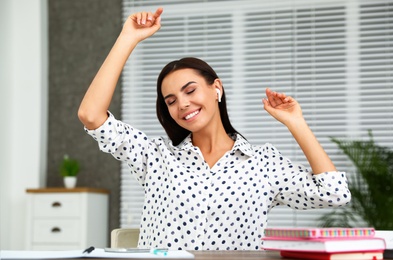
[264,227,375,239]
[261,237,386,253]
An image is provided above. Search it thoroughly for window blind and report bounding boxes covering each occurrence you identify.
[120,0,393,229]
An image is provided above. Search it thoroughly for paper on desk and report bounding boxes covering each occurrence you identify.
[375,230,393,249]
[0,248,194,259]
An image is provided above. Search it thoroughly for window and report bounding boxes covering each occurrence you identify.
[120,0,393,228]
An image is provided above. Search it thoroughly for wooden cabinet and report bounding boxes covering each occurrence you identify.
[26,188,109,250]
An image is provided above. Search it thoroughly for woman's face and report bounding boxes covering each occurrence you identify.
[161,68,222,134]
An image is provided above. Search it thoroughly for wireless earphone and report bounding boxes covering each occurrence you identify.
[216,89,222,103]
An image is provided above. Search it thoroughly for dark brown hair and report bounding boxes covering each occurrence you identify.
[156,57,241,146]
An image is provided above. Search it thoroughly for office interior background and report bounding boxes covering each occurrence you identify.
[1,0,392,250]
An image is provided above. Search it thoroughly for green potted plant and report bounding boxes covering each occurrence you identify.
[60,154,80,189]
[319,130,393,229]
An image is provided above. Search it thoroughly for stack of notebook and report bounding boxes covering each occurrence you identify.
[261,227,386,260]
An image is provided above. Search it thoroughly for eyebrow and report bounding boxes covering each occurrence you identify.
[163,81,197,100]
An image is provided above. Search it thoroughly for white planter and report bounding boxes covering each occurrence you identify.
[63,176,77,189]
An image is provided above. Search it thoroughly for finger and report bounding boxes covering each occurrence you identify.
[263,99,276,117]
[155,15,162,26]
[141,12,148,25]
[150,8,163,27]
[265,88,274,102]
[130,12,156,25]
[153,7,164,19]
[144,8,163,27]
[266,88,281,107]
[146,12,154,22]
[144,12,156,26]
[284,96,295,103]
[262,98,270,109]
[272,90,284,100]
[272,91,291,106]
[265,87,272,97]
[132,13,142,25]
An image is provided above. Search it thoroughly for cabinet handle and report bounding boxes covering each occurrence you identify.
[51,227,61,233]
[51,202,62,207]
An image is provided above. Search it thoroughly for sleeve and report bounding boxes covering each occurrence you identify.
[263,143,351,210]
[84,111,158,185]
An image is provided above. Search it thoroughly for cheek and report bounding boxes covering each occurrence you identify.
[167,106,178,120]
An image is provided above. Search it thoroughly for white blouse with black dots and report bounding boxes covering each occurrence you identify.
[85,112,351,250]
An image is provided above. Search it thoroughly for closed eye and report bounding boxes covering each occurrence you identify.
[163,82,197,106]
[166,98,176,106]
[186,88,196,95]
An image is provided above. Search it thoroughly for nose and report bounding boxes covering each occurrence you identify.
[179,97,190,110]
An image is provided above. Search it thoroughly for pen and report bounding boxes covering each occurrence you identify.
[83,246,95,254]
[150,248,168,256]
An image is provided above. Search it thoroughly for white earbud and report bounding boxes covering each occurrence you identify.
[216,89,221,103]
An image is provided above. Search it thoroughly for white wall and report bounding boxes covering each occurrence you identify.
[0,0,48,250]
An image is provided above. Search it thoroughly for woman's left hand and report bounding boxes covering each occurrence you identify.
[263,88,303,126]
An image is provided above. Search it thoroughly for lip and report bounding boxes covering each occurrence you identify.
[182,109,201,121]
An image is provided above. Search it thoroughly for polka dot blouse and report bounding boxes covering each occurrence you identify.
[85,112,351,250]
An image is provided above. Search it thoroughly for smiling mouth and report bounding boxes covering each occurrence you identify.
[184,109,200,120]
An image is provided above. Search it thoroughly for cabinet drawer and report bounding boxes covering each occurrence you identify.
[33,219,80,243]
[32,194,81,217]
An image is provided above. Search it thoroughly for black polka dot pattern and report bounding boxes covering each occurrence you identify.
[85,112,351,250]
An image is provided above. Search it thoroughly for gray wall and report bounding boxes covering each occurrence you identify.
[47,0,122,243]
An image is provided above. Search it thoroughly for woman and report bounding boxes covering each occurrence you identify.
[78,8,351,250]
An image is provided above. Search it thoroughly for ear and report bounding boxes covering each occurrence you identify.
[213,78,223,102]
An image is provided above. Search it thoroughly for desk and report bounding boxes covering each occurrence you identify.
[82,250,393,260]
[192,250,393,260]
[2,250,392,260]
[191,250,393,260]
[82,251,283,260]
[191,250,282,259]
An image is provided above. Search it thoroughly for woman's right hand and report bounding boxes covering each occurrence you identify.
[122,7,163,43]
[79,8,163,130]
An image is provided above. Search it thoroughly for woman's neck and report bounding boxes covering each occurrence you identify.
[191,125,235,168]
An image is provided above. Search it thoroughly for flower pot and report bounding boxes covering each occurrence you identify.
[64,176,77,189]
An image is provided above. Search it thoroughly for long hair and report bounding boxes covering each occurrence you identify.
[156,57,241,146]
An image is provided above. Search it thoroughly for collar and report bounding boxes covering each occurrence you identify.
[231,133,254,157]
[175,134,197,152]
[176,133,254,157]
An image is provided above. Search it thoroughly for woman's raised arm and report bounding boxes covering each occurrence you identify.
[263,88,336,174]
[78,8,163,130]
